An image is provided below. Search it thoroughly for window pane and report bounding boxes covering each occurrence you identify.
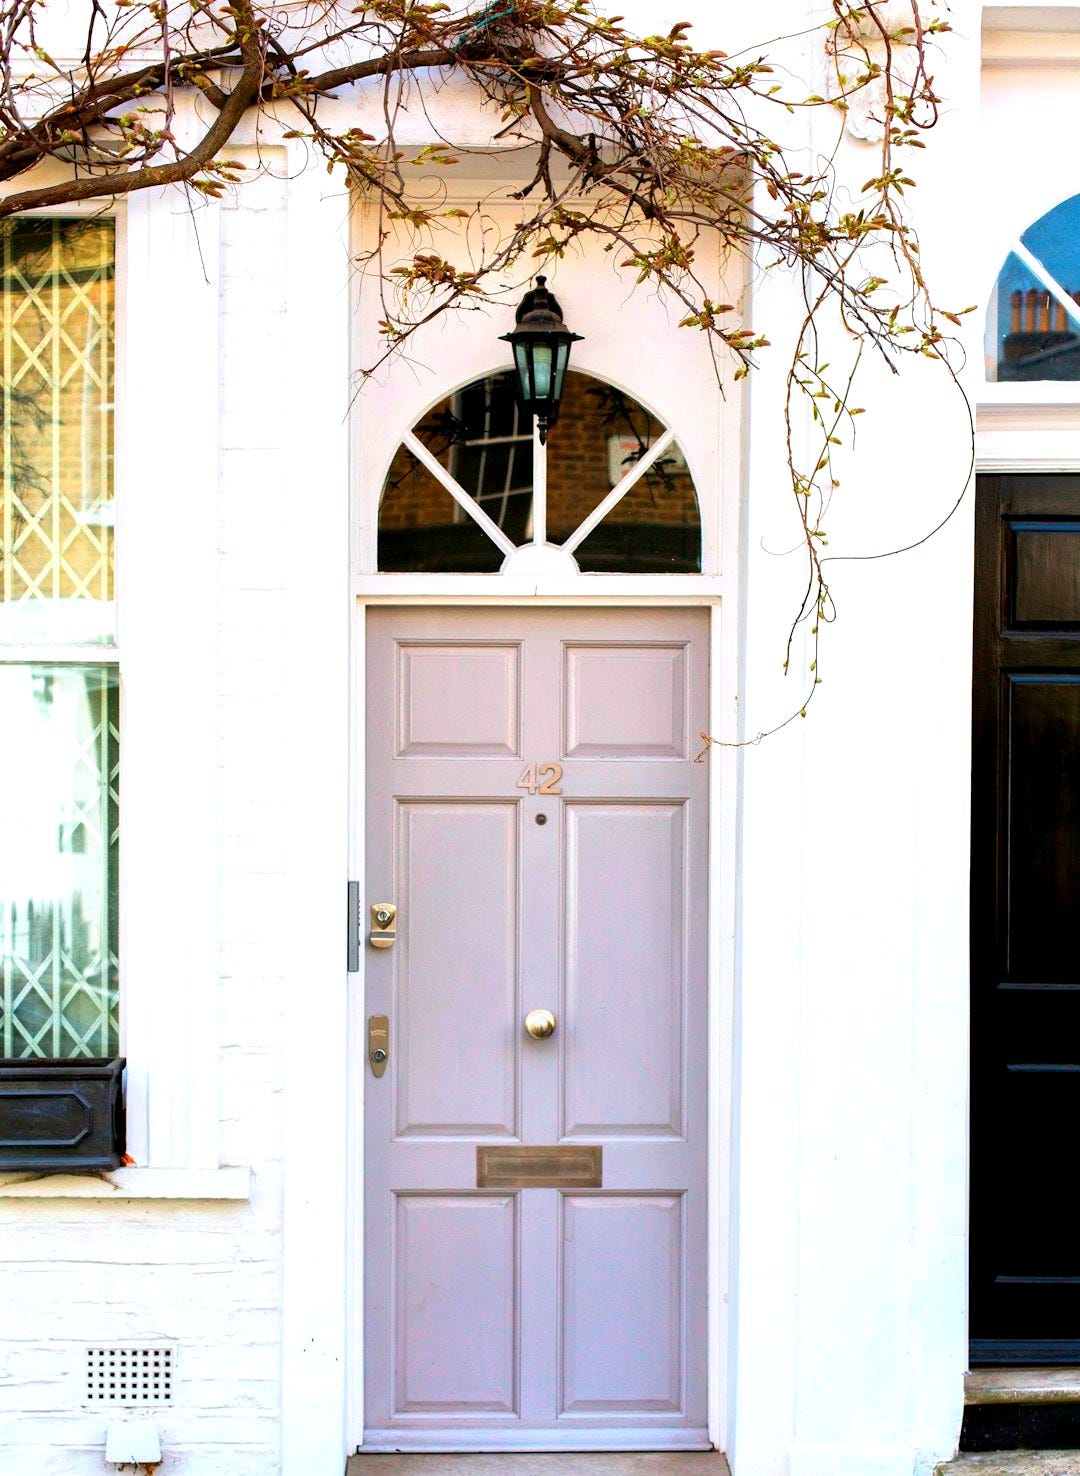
[988,251,1080,383]
[0,665,119,1058]
[548,377,701,571]
[573,438,701,572]
[378,445,503,572]
[378,374,532,570]
[1,219,116,643]
[376,370,702,572]
[1021,194,1080,299]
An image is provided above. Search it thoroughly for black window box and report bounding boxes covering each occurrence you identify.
[0,1058,126,1171]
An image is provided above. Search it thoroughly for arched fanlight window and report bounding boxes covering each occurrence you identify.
[378,370,702,573]
[987,194,1080,382]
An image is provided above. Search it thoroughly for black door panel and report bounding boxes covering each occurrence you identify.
[971,476,1080,1364]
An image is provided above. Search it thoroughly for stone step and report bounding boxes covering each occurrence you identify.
[348,1456,730,1476]
[967,1373,1080,1406]
[938,1454,1080,1475]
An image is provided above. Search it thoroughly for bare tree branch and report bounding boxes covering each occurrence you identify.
[0,0,970,729]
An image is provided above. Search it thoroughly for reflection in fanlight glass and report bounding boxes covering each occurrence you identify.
[378,370,702,573]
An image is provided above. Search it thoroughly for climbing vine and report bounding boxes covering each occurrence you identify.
[0,0,971,728]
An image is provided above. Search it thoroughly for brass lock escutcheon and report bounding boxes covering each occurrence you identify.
[370,902,397,949]
[368,1015,389,1077]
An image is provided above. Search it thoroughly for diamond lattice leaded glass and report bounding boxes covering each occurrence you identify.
[0,665,119,1058]
[1,218,115,643]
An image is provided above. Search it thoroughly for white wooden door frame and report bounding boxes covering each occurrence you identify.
[345,589,738,1457]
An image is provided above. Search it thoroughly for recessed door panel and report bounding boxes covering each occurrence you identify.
[397,641,521,756]
[563,801,685,1138]
[564,643,688,757]
[365,607,709,1449]
[972,477,1080,1362]
[1004,676,1080,983]
[559,1194,684,1414]
[396,801,518,1137]
[394,1194,518,1413]
[1011,522,1080,627]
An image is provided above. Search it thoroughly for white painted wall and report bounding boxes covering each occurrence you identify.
[0,4,991,1474]
[728,5,980,1475]
[0,159,291,1476]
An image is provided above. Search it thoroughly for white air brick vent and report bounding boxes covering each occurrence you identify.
[85,1345,175,1405]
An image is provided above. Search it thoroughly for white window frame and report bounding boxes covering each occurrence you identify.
[0,191,247,1197]
[981,18,1080,407]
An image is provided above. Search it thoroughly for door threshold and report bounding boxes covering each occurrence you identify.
[348,1454,729,1475]
[966,1370,1080,1405]
[360,1430,713,1454]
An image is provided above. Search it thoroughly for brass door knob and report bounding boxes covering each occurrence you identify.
[524,1009,557,1040]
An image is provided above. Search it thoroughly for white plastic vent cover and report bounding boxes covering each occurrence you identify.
[85,1346,175,1405]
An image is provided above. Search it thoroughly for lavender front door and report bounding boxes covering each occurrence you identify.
[363,607,710,1452]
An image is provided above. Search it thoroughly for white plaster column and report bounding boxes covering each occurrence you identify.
[280,150,354,1476]
[120,185,222,1170]
[729,7,980,1474]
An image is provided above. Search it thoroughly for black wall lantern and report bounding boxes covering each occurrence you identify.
[501,276,583,444]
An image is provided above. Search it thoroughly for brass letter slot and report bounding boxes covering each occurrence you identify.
[476,1144,602,1190]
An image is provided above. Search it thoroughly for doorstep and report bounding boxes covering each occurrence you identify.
[347,1456,729,1475]
[937,1455,1080,1474]
[967,1373,1080,1406]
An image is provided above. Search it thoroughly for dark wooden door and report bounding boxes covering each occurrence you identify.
[971,475,1080,1364]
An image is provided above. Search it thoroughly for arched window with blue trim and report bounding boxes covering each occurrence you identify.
[988,194,1080,382]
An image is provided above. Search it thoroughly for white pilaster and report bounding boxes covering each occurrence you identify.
[120,185,222,1170]
[279,150,353,1476]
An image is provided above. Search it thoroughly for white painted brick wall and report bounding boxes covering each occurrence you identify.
[0,158,292,1476]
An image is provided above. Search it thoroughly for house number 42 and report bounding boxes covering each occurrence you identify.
[517,763,563,796]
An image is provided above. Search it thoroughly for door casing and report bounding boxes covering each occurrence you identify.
[345,593,737,1455]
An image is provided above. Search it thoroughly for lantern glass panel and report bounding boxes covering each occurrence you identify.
[514,344,530,400]
[532,344,553,399]
[554,343,570,404]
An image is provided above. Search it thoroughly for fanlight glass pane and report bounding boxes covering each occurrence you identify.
[987,251,1080,383]
[378,371,532,571]
[1020,194,1080,298]
[377,370,702,573]
[1,219,116,643]
[547,376,700,571]
[0,665,119,1059]
[378,442,503,572]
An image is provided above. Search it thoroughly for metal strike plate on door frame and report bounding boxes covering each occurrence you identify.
[369,903,397,949]
[347,881,361,972]
[368,1015,389,1077]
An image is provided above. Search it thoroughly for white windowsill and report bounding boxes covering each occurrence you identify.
[0,1167,251,1200]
